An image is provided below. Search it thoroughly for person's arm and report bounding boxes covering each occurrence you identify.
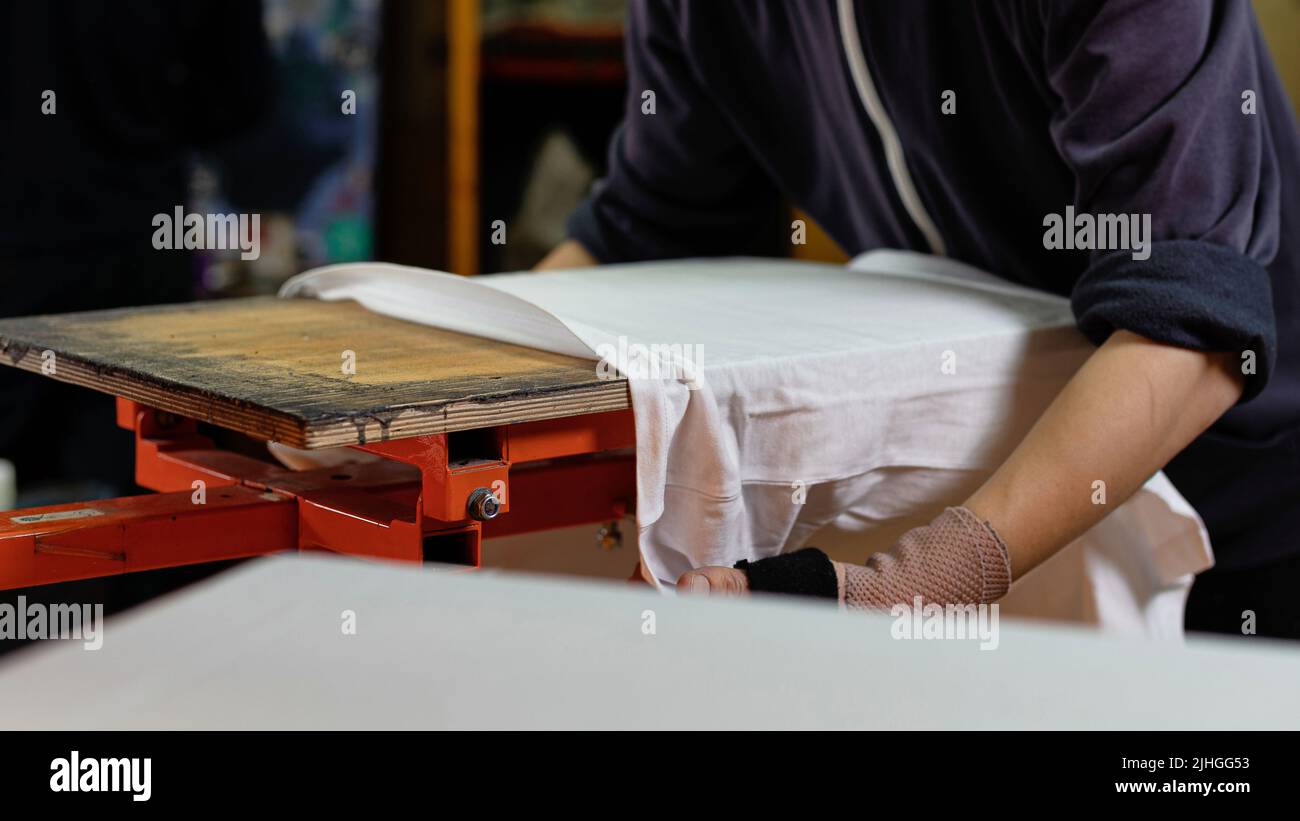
[559,0,785,265]
[964,330,1243,577]
[535,239,598,271]
[677,330,1244,596]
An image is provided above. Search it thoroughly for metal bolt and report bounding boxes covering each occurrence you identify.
[596,520,622,551]
[466,487,501,521]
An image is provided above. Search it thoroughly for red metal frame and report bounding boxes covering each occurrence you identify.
[0,398,636,589]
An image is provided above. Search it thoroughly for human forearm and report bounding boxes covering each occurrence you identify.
[535,239,599,271]
[964,330,1243,577]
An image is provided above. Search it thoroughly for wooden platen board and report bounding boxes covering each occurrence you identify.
[0,297,628,448]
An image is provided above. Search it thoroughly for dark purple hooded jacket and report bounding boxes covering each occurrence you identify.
[567,0,1300,571]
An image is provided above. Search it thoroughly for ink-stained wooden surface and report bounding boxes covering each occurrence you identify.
[0,297,628,448]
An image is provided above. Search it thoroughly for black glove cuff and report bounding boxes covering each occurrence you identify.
[734,548,837,599]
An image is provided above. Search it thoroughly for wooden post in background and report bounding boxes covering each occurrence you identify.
[1253,0,1300,114]
[376,0,448,270]
[448,0,481,275]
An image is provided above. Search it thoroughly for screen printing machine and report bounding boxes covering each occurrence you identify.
[0,295,638,584]
[0,257,1298,730]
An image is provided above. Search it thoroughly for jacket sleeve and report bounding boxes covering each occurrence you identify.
[1042,0,1282,402]
[566,0,785,263]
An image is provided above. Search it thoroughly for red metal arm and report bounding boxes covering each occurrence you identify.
[0,398,636,589]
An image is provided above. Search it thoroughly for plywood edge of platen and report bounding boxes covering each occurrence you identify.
[0,329,631,449]
[299,381,632,448]
[0,342,314,445]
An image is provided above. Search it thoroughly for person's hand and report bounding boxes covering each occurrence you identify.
[534,239,598,271]
[676,566,749,597]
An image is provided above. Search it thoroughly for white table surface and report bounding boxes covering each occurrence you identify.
[1,554,1297,730]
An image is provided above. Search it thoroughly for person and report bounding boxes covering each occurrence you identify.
[536,0,1300,639]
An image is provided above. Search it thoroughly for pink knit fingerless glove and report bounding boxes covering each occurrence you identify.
[835,506,1013,610]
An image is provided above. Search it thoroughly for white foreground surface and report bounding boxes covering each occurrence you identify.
[0,555,1296,730]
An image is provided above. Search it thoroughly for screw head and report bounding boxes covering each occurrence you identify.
[466,487,501,521]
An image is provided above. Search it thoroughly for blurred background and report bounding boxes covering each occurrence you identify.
[0,0,1297,635]
[73,0,1300,287]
